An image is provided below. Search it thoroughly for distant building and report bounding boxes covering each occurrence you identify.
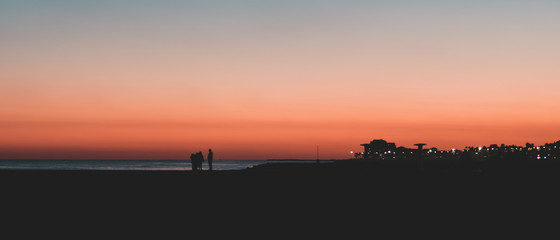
[357,139,560,162]
[361,139,396,159]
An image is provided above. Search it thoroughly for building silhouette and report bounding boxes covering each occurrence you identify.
[357,139,560,162]
[361,139,396,159]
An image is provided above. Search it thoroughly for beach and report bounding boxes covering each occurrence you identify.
[2,160,559,237]
[4,159,559,203]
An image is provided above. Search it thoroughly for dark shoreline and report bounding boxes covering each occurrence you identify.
[3,159,560,192]
[3,160,560,235]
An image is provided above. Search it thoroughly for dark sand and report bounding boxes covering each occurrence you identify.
[2,160,558,236]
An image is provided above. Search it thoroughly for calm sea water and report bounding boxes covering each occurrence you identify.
[0,159,268,171]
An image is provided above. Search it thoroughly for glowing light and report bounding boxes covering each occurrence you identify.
[478,147,482,151]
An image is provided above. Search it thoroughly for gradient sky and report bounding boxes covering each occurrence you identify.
[1,0,559,160]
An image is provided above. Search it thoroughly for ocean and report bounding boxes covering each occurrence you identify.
[0,159,269,171]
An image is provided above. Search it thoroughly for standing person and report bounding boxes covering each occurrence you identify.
[190,153,196,171]
[207,149,213,171]
[196,151,204,170]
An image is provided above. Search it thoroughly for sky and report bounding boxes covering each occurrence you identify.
[1,0,559,160]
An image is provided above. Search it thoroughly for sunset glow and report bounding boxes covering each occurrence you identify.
[1,0,559,160]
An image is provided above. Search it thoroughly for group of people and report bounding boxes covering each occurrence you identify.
[190,148,213,171]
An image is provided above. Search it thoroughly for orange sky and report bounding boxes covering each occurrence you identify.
[1,1,559,159]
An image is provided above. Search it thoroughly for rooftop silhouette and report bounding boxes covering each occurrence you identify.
[358,139,560,162]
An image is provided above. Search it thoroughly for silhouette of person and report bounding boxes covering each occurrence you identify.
[196,151,204,170]
[190,153,196,171]
[207,149,213,171]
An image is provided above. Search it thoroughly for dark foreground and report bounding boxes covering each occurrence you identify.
[2,160,560,237]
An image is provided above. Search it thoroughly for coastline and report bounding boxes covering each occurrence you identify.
[2,160,559,235]
[3,159,560,190]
